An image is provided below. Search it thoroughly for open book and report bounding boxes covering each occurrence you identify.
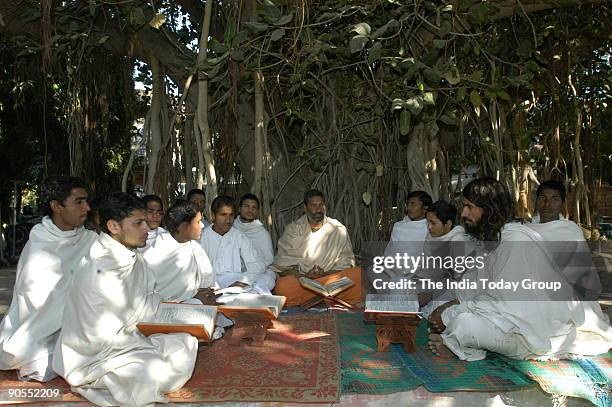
[137,302,218,342]
[218,294,286,320]
[299,276,354,297]
[365,293,421,315]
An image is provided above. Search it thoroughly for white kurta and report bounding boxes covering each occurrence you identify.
[233,217,274,266]
[199,226,273,292]
[441,223,612,361]
[0,217,97,381]
[143,232,215,302]
[52,233,197,407]
[383,218,429,280]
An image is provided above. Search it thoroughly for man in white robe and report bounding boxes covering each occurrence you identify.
[272,189,360,306]
[382,191,432,282]
[428,178,611,361]
[140,194,166,252]
[233,193,274,266]
[0,176,97,381]
[199,196,274,295]
[53,192,197,407]
[530,180,567,224]
[144,199,216,303]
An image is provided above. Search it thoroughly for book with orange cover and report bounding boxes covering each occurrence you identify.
[218,294,286,320]
[137,302,218,342]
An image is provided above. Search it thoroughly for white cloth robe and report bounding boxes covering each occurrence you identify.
[143,232,215,302]
[441,223,612,361]
[199,226,274,293]
[52,233,198,407]
[138,226,166,253]
[415,226,470,318]
[382,218,429,280]
[273,215,356,273]
[233,217,274,266]
[0,217,97,381]
[530,213,565,224]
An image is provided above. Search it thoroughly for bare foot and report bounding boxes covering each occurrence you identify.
[427,333,454,358]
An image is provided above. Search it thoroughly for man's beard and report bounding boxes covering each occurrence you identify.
[307,212,324,223]
[464,219,501,242]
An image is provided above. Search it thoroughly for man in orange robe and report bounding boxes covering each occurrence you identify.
[271,189,362,306]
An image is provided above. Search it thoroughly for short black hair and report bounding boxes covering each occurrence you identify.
[40,176,88,217]
[211,195,236,215]
[405,190,433,209]
[303,189,325,205]
[427,200,457,226]
[536,180,566,202]
[164,199,199,235]
[99,192,145,235]
[239,193,260,208]
[186,188,205,200]
[141,194,164,209]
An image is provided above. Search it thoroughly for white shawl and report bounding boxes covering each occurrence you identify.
[143,231,215,302]
[0,217,97,380]
[233,217,274,266]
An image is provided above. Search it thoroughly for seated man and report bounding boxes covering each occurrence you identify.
[415,200,470,317]
[199,196,274,294]
[53,192,197,406]
[272,189,361,306]
[143,199,216,303]
[383,191,432,281]
[0,176,97,382]
[140,194,165,251]
[428,177,611,361]
[233,193,274,266]
[530,180,566,224]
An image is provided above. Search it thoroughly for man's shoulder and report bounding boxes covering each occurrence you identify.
[326,217,348,230]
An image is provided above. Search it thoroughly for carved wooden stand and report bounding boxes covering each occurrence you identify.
[364,313,421,353]
[299,295,354,311]
[228,312,272,346]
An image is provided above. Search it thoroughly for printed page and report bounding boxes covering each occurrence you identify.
[324,277,353,292]
[226,294,286,318]
[299,277,327,293]
[365,293,420,313]
[147,303,217,335]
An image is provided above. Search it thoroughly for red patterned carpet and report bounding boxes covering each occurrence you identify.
[0,313,340,404]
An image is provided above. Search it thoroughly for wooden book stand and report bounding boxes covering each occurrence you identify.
[228,312,272,346]
[299,292,354,311]
[364,312,421,353]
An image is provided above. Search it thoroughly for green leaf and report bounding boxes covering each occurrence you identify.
[368,42,383,63]
[275,14,293,26]
[231,49,245,62]
[444,66,461,85]
[433,39,447,49]
[423,92,436,105]
[469,70,483,83]
[423,68,441,86]
[271,28,285,41]
[391,98,405,111]
[89,0,96,17]
[350,35,369,53]
[470,90,482,108]
[149,13,166,29]
[440,20,452,37]
[497,90,511,101]
[129,7,146,26]
[371,19,399,39]
[439,113,458,126]
[98,35,110,44]
[352,22,371,36]
[457,87,467,101]
[244,22,269,32]
[400,110,411,136]
[405,96,423,115]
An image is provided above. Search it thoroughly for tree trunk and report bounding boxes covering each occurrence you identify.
[146,56,163,194]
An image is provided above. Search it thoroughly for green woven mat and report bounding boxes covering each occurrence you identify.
[503,354,612,407]
[338,313,535,394]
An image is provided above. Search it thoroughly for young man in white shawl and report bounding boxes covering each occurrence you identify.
[53,193,198,407]
[414,201,470,318]
[139,194,165,251]
[233,193,274,266]
[382,191,432,283]
[143,199,217,304]
[427,177,611,361]
[530,180,567,224]
[199,195,274,295]
[188,188,211,230]
[0,176,97,382]
[272,189,361,306]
